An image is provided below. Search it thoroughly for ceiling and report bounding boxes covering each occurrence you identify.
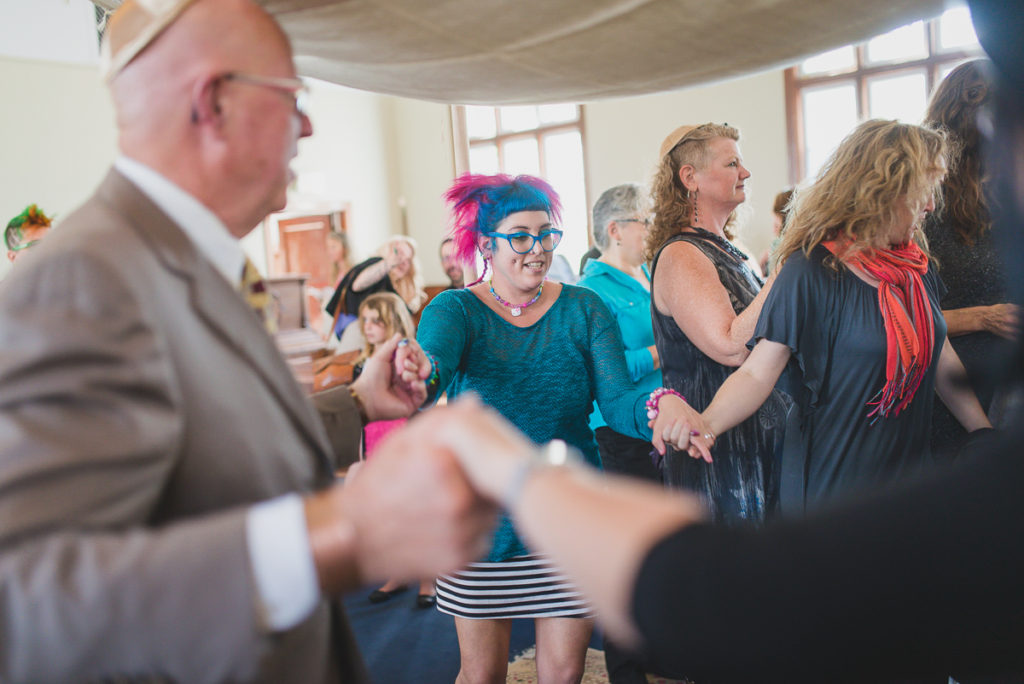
[93,0,950,104]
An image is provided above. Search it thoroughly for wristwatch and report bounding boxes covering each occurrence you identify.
[502,439,579,511]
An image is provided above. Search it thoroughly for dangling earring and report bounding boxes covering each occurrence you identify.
[467,255,489,287]
[692,189,700,226]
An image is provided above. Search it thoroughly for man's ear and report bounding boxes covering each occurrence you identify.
[190,74,224,127]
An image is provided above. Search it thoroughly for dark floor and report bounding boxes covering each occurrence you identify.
[344,585,602,683]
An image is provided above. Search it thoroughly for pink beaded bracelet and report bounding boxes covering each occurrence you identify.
[646,387,686,420]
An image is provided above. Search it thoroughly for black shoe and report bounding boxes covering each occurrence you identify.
[416,593,437,609]
[368,585,409,604]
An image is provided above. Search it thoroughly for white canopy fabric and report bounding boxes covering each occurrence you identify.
[93,0,949,104]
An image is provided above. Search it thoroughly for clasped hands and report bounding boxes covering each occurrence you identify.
[307,397,541,595]
[648,394,716,463]
[314,396,720,594]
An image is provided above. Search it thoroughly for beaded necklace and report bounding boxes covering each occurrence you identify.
[489,279,545,317]
[687,225,748,262]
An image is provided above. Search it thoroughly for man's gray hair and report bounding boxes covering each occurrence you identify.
[591,183,647,250]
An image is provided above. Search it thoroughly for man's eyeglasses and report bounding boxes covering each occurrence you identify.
[482,229,563,254]
[613,217,652,226]
[219,71,310,118]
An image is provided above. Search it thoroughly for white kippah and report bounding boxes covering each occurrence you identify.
[99,0,200,82]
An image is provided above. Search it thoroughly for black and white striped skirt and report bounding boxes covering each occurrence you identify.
[435,554,594,620]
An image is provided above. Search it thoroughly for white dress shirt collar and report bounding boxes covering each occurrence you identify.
[114,156,246,288]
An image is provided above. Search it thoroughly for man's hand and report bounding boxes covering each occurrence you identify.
[304,422,497,594]
[349,334,427,421]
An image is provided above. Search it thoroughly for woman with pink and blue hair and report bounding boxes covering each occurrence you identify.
[417,173,701,683]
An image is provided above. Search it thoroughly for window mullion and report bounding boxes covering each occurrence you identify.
[536,132,547,179]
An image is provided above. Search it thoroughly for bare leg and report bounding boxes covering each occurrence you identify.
[368,579,408,603]
[453,617,512,684]
[376,579,404,592]
[415,578,437,608]
[534,617,594,684]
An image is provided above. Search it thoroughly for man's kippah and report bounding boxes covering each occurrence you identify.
[100,0,200,82]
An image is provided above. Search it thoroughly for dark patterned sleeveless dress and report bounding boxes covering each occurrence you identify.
[651,230,789,525]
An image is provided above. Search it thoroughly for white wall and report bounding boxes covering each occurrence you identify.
[0,0,99,65]
[0,57,118,280]
[389,98,457,284]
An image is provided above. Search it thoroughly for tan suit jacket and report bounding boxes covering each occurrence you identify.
[0,170,368,683]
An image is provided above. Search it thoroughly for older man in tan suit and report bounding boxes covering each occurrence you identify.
[0,1,496,682]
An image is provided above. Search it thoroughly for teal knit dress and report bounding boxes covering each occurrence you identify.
[418,284,653,618]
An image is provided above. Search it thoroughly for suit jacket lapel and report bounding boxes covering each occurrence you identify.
[97,170,334,476]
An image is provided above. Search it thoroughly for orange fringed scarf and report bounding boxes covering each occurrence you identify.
[824,240,934,420]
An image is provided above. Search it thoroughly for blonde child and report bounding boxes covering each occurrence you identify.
[354,293,437,608]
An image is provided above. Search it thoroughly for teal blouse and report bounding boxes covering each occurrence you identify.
[417,285,652,562]
[577,260,662,431]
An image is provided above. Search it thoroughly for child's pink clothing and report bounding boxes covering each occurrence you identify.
[363,418,407,459]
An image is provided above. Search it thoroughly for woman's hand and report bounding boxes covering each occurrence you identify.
[384,246,413,276]
[649,394,715,463]
[384,247,403,271]
[945,303,1021,339]
[393,336,432,403]
[981,303,1020,339]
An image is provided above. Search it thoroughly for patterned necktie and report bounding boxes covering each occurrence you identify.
[239,256,277,334]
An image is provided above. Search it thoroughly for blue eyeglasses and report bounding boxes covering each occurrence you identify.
[482,229,563,254]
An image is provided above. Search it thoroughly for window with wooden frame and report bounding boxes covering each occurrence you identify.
[453,104,590,269]
[784,6,984,185]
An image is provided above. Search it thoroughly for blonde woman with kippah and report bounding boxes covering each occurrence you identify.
[686,120,991,515]
[647,123,788,527]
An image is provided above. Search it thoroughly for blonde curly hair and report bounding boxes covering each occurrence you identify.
[645,123,741,262]
[777,119,950,268]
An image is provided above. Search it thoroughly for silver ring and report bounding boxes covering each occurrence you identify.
[703,433,713,441]
[397,338,409,347]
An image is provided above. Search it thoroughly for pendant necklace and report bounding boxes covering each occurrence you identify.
[489,279,544,317]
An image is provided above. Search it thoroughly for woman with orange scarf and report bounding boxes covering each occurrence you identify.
[680,120,991,515]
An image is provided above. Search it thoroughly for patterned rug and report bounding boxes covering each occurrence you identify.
[506,647,690,683]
